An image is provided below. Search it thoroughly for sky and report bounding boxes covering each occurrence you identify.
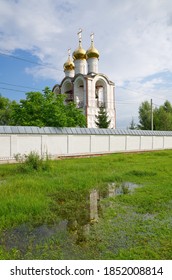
[0,0,172,128]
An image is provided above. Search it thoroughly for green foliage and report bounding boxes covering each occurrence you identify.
[1,87,86,127]
[138,100,172,130]
[138,101,151,130]
[128,117,137,130]
[95,107,111,128]
[0,95,16,125]
[65,101,86,127]
[153,100,172,130]
[14,151,50,172]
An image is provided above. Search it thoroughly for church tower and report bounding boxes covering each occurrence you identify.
[52,30,116,128]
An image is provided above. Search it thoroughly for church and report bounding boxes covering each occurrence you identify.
[52,30,116,128]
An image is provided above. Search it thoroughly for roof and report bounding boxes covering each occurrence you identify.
[0,126,172,136]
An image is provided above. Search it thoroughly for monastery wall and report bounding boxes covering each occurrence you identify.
[0,127,172,162]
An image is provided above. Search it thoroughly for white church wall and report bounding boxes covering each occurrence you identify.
[109,135,126,151]
[152,136,164,149]
[140,136,153,150]
[42,135,68,156]
[126,136,140,151]
[90,135,109,153]
[164,136,172,148]
[0,131,172,162]
[68,135,90,154]
[17,136,42,155]
[0,136,11,157]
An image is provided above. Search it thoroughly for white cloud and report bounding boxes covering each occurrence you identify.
[0,0,172,128]
[1,0,172,80]
[25,65,58,81]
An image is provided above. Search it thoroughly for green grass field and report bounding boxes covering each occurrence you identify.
[0,150,172,259]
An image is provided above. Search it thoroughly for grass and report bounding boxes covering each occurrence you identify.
[0,150,172,259]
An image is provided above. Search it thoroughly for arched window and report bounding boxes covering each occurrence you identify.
[95,80,106,108]
[61,81,73,103]
[74,78,85,108]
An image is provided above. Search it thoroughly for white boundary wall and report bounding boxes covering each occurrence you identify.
[0,127,172,161]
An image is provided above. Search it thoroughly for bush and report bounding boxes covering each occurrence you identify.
[14,151,50,172]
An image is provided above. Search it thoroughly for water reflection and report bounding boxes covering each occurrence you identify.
[1,182,140,253]
[90,189,99,221]
[66,182,140,243]
[65,189,100,243]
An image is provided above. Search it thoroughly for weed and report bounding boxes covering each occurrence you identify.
[121,183,130,194]
[14,151,51,172]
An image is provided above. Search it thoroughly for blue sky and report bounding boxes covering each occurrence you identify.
[0,0,172,128]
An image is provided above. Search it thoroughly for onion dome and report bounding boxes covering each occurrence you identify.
[63,49,75,71]
[73,45,86,60]
[86,45,99,59]
[86,33,99,59]
[72,28,86,60]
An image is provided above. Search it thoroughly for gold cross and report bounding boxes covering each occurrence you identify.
[77,28,82,42]
[68,48,71,57]
[90,32,94,42]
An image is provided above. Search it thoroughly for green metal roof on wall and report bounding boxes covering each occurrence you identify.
[0,126,172,136]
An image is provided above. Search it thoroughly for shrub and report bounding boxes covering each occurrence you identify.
[14,151,50,172]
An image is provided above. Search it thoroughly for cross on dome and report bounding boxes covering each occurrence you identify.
[68,48,71,57]
[90,32,94,43]
[77,28,83,43]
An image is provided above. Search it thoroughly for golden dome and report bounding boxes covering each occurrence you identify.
[73,28,86,60]
[63,49,75,71]
[72,45,86,60]
[86,33,99,59]
[86,45,99,59]
[63,57,74,71]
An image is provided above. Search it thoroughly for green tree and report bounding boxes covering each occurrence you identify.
[10,87,86,127]
[95,107,111,128]
[137,100,172,131]
[0,95,16,125]
[153,101,172,131]
[138,101,152,130]
[163,100,172,113]
[65,101,86,127]
[128,117,137,130]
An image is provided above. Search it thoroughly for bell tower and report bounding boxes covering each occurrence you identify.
[53,30,116,128]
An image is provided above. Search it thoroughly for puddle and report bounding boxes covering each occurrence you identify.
[107,182,141,196]
[1,221,68,253]
[1,181,141,255]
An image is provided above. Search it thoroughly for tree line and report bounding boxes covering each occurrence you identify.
[0,87,86,127]
[130,100,172,131]
[0,87,172,130]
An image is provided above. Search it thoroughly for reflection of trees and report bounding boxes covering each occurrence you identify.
[66,187,118,243]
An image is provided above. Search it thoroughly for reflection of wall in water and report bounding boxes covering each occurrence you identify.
[90,189,99,221]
